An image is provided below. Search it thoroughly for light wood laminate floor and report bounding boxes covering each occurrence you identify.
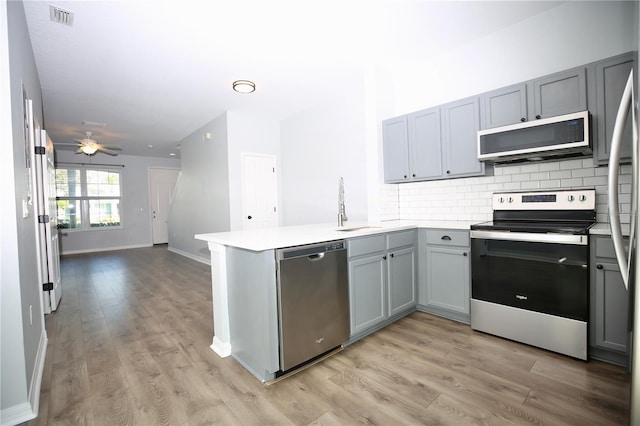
[28,245,630,425]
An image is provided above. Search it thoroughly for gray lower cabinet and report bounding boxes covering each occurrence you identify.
[481,67,588,129]
[594,52,637,165]
[590,235,630,366]
[418,229,471,324]
[348,230,417,339]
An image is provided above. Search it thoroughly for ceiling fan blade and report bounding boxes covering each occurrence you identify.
[56,142,82,146]
[75,148,85,154]
[97,147,119,156]
[100,144,122,150]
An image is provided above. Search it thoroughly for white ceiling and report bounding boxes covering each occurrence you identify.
[22,0,562,158]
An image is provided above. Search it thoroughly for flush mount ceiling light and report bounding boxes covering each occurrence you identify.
[232,80,256,94]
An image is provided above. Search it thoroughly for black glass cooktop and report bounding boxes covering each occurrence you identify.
[471,220,594,235]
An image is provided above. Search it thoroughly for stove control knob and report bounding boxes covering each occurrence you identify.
[579,194,587,202]
[498,197,505,203]
[568,195,575,202]
[507,197,514,203]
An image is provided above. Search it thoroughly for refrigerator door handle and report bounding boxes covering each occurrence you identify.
[608,71,635,290]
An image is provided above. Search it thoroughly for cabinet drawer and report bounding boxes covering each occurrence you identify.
[594,236,629,259]
[387,230,416,249]
[426,229,469,247]
[348,235,386,258]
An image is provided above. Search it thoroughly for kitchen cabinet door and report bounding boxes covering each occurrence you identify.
[481,84,528,129]
[594,52,636,165]
[425,245,470,316]
[349,254,387,335]
[387,246,417,316]
[382,115,410,182]
[532,67,588,120]
[592,261,629,353]
[409,107,442,180]
[442,96,484,178]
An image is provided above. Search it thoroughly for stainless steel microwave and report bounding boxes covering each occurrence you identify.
[477,110,591,163]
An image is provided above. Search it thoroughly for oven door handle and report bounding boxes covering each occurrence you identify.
[470,230,588,245]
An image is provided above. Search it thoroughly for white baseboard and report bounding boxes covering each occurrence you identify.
[0,330,47,425]
[167,246,211,265]
[60,243,152,256]
[0,402,36,426]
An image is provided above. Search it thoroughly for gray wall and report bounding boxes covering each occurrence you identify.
[54,150,180,254]
[2,0,45,421]
[280,81,369,226]
[169,113,230,261]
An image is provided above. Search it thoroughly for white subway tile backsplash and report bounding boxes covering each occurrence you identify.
[381,158,630,224]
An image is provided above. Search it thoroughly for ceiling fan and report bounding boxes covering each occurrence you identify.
[57,131,122,156]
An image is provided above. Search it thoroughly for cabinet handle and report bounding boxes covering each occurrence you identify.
[535,114,541,119]
[247,215,252,219]
[446,170,451,174]
[441,235,452,241]
[463,252,468,256]
[412,174,416,178]
[403,175,407,179]
[596,264,604,269]
[390,253,395,258]
[383,255,387,260]
[520,117,526,122]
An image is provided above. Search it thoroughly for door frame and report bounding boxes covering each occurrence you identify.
[148,167,180,245]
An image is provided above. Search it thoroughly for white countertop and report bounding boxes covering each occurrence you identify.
[195,219,475,251]
[590,223,630,236]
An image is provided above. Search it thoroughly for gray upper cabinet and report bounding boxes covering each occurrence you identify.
[442,96,484,178]
[531,67,588,119]
[410,107,442,180]
[481,84,528,129]
[382,107,442,183]
[481,68,588,129]
[594,52,637,165]
[382,115,410,182]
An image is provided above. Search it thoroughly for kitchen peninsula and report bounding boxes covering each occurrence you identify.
[195,220,473,381]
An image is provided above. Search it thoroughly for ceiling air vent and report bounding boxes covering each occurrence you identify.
[49,5,74,27]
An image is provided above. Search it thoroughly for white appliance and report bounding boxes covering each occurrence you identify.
[607,70,639,424]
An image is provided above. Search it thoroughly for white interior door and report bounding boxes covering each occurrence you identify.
[241,153,278,230]
[149,168,180,244]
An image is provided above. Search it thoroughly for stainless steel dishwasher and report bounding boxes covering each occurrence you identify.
[276,240,349,372]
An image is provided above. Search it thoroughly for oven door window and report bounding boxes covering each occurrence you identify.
[471,238,588,321]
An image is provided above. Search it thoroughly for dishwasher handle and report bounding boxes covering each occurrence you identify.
[277,240,346,260]
[308,253,325,261]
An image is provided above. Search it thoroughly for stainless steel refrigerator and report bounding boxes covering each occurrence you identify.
[607,69,639,425]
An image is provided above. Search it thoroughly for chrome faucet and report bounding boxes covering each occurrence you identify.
[338,177,348,227]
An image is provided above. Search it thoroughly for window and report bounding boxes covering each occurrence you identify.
[55,167,122,230]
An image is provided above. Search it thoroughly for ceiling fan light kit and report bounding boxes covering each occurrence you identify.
[232,80,255,94]
[80,143,98,155]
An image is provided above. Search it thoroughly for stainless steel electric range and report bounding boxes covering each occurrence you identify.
[470,189,596,360]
